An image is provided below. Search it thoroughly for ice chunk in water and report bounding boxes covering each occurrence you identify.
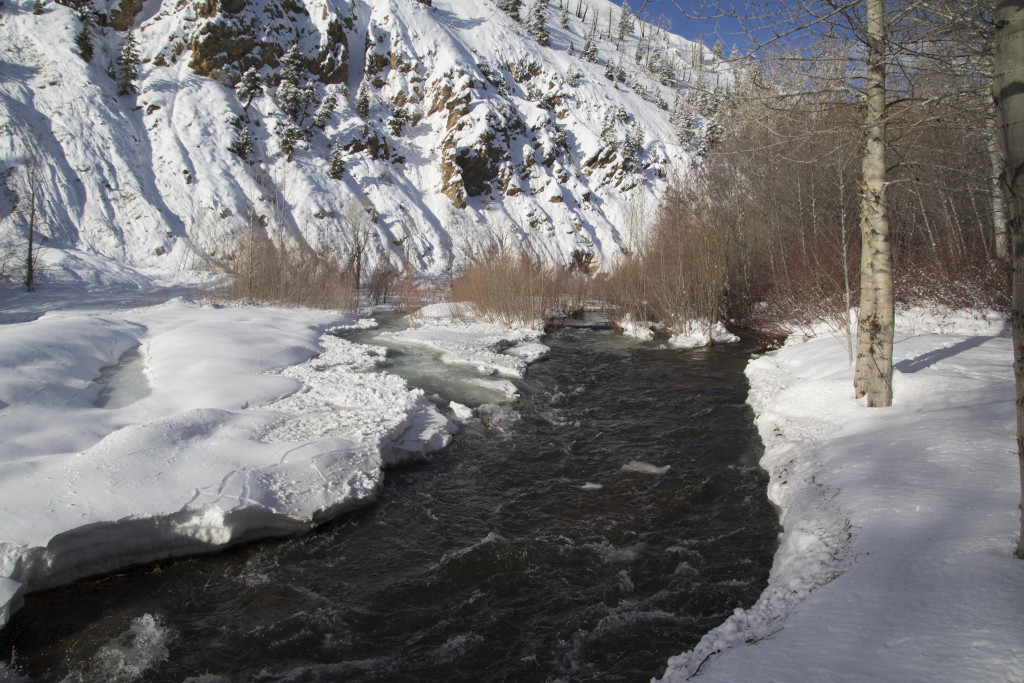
[620,461,671,475]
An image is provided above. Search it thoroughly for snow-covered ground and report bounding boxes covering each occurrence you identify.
[662,309,1024,681]
[0,257,544,630]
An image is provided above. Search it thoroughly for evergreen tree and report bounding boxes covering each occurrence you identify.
[582,27,598,62]
[622,124,644,171]
[229,129,253,160]
[277,45,315,122]
[560,7,569,29]
[669,92,685,129]
[33,0,45,15]
[616,2,633,44]
[236,67,263,111]
[496,0,522,21]
[312,92,337,129]
[327,138,345,179]
[388,106,409,136]
[116,30,140,95]
[685,75,714,119]
[526,0,550,47]
[279,121,303,161]
[599,110,617,148]
[75,26,93,62]
[355,81,370,118]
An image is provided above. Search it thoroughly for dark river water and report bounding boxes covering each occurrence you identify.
[0,324,778,682]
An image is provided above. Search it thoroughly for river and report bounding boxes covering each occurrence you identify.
[0,321,778,682]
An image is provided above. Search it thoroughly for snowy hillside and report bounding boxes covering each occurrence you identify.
[0,0,726,281]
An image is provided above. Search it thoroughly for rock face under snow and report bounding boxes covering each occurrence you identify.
[0,0,727,279]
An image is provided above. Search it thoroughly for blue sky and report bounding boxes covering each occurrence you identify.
[601,0,784,54]
[604,0,742,47]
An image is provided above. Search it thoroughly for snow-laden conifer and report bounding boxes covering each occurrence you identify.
[327,139,345,179]
[583,32,598,62]
[229,129,253,160]
[497,0,522,21]
[75,25,93,62]
[236,67,263,112]
[616,2,633,44]
[621,124,644,171]
[279,121,304,161]
[312,92,337,130]
[355,82,370,118]
[278,45,315,122]
[526,0,550,47]
[116,30,140,95]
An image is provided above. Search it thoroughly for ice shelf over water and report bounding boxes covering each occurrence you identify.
[0,296,545,629]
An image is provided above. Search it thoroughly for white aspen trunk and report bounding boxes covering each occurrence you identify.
[989,115,1010,261]
[993,0,1024,560]
[853,0,894,408]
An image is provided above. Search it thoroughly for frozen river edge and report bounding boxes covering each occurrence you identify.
[0,299,545,630]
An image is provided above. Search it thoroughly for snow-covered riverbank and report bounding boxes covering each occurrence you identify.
[662,309,1024,681]
[0,277,544,630]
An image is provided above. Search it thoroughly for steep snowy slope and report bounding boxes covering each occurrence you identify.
[0,0,725,279]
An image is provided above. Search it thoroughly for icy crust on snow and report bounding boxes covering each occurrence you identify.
[0,299,457,629]
[661,312,1024,682]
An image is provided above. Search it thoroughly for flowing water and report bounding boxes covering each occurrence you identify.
[0,323,779,682]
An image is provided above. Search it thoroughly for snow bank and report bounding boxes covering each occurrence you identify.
[0,297,457,629]
[662,313,1024,681]
[384,302,548,381]
[667,321,740,348]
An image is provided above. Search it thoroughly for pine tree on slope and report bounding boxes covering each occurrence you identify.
[75,25,93,61]
[236,67,263,111]
[497,0,522,21]
[355,81,370,118]
[116,30,141,95]
[278,45,315,122]
[327,139,345,179]
[526,0,550,46]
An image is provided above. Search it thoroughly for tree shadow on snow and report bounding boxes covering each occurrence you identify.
[894,336,992,374]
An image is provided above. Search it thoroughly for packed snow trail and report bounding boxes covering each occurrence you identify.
[662,310,1024,682]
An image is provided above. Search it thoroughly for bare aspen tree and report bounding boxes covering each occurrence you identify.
[993,0,1024,559]
[853,0,894,407]
[7,159,45,292]
[342,200,374,291]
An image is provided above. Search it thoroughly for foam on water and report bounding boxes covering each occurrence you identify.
[67,614,171,683]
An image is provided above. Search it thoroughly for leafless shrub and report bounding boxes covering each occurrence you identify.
[216,229,357,310]
[451,251,588,329]
[367,260,399,305]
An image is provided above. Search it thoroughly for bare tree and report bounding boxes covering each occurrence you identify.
[5,159,45,291]
[993,0,1024,559]
[852,0,894,406]
[342,200,374,291]
[681,0,1004,405]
